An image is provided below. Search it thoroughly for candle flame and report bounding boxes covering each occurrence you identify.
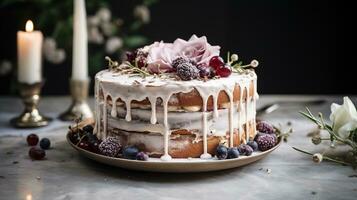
[26,194,32,200]
[25,20,34,32]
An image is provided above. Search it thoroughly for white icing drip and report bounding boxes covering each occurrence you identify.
[226,90,234,147]
[245,88,250,143]
[213,94,219,119]
[103,96,107,138]
[149,97,157,124]
[125,99,132,121]
[237,85,243,143]
[199,96,211,159]
[111,97,118,117]
[93,77,99,135]
[161,97,172,161]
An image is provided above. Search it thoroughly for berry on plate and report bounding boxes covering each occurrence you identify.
[27,133,39,146]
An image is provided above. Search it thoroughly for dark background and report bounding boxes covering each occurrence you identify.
[0,0,348,95]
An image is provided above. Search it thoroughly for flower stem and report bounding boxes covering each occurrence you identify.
[292,147,350,165]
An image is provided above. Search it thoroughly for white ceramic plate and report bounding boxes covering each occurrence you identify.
[67,133,282,173]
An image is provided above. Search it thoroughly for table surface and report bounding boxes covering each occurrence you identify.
[0,95,356,200]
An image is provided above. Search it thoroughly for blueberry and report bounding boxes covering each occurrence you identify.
[247,140,258,151]
[227,147,240,159]
[123,146,139,160]
[136,152,149,161]
[39,138,51,149]
[83,125,94,134]
[216,145,228,160]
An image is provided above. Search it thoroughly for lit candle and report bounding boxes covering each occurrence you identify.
[72,0,88,81]
[17,20,43,84]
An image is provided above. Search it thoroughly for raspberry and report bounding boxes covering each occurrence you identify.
[256,121,275,134]
[98,137,122,157]
[177,62,199,81]
[256,134,277,151]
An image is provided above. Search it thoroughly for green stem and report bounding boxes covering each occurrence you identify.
[292,147,350,165]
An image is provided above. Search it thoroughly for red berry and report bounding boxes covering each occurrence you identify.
[78,141,91,151]
[209,56,224,70]
[29,147,46,160]
[27,133,39,146]
[216,66,232,77]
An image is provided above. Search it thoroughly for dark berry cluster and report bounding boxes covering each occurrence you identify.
[70,125,150,161]
[171,55,232,81]
[26,133,52,160]
[126,48,148,68]
[215,121,278,160]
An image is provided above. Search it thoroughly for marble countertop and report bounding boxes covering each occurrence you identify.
[0,95,356,200]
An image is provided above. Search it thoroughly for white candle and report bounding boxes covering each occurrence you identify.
[72,0,88,81]
[17,20,43,84]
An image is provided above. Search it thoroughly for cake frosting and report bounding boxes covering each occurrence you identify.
[93,35,259,161]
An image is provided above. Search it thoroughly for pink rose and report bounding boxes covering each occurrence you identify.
[146,41,176,73]
[173,35,220,66]
[146,35,220,73]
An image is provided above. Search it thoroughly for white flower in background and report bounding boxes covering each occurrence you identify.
[88,27,104,44]
[101,22,114,36]
[88,15,100,27]
[0,60,12,76]
[43,37,66,64]
[330,97,357,139]
[134,5,150,24]
[97,7,111,22]
[105,37,123,54]
[43,38,56,53]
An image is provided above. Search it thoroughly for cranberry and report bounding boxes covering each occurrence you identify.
[126,51,137,63]
[27,133,39,146]
[216,66,232,77]
[29,147,46,160]
[209,56,224,70]
[78,141,91,151]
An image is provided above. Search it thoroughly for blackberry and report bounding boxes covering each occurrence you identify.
[256,121,275,134]
[256,134,277,151]
[98,137,122,157]
[177,62,199,81]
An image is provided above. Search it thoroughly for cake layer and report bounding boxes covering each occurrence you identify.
[107,120,255,158]
[100,101,255,137]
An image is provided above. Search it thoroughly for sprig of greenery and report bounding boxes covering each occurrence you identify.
[105,56,150,78]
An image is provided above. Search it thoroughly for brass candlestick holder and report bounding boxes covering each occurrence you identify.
[10,82,52,128]
[59,78,93,121]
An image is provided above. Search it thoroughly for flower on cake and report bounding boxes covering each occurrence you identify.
[106,34,259,80]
